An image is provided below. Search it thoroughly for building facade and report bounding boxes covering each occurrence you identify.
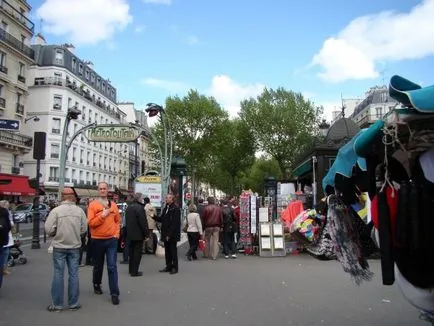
[22,38,131,201]
[350,86,398,128]
[0,0,34,175]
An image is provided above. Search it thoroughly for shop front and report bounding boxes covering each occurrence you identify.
[0,173,36,203]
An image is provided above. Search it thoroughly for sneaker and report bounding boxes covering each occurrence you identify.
[111,295,120,305]
[231,254,237,259]
[68,304,82,311]
[47,304,62,312]
[225,255,229,259]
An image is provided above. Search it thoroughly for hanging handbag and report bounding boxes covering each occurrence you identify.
[182,215,189,233]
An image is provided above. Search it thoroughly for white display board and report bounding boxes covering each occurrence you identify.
[259,207,269,222]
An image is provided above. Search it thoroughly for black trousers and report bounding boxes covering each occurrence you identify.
[128,240,143,275]
[186,232,200,259]
[164,240,178,271]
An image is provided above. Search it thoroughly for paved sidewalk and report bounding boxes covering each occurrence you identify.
[0,243,426,326]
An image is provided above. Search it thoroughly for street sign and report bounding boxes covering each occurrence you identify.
[87,124,140,142]
[0,119,20,131]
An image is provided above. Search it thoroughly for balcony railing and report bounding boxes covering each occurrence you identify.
[17,75,25,83]
[0,65,7,74]
[0,0,35,32]
[0,29,34,59]
[0,130,32,149]
[32,76,121,120]
[48,177,59,182]
[0,97,5,108]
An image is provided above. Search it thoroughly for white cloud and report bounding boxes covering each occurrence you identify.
[142,0,171,5]
[208,75,265,118]
[311,0,434,82]
[134,25,146,33]
[186,35,199,45]
[36,0,132,45]
[141,78,189,92]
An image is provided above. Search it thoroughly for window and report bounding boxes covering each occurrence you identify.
[52,118,61,134]
[91,74,95,84]
[78,63,83,74]
[85,70,89,80]
[72,58,76,71]
[67,97,72,108]
[1,21,8,31]
[0,51,6,72]
[49,167,59,179]
[97,77,101,88]
[53,95,62,109]
[55,49,64,65]
[54,72,62,85]
[375,107,383,118]
[21,35,26,46]
[16,93,23,114]
[50,144,60,158]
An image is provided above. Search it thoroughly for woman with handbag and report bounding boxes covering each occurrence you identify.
[185,204,203,261]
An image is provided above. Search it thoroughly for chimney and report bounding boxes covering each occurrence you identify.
[85,61,94,70]
[63,43,75,53]
[34,33,46,45]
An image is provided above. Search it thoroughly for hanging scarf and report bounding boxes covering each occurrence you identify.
[327,194,374,285]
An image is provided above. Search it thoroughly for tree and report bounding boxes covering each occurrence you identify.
[209,118,256,194]
[149,90,228,183]
[240,156,283,194]
[239,88,322,176]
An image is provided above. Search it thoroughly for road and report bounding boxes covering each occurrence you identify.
[0,244,427,326]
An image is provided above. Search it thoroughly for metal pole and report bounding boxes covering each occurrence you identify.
[135,140,138,178]
[31,159,41,249]
[312,156,317,206]
[58,116,71,200]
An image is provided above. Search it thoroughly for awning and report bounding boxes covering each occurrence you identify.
[0,174,36,196]
[74,188,99,198]
[292,158,313,177]
[74,188,91,197]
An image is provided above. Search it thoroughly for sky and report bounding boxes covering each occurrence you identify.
[27,0,434,121]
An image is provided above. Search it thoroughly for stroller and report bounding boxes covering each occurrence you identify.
[8,233,27,267]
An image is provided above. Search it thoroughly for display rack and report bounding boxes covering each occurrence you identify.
[239,194,252,250]
[259,221,286,257]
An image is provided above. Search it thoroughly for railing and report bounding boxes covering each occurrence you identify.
[355,114,380,127]
[0,65,7,74]
[0,28,34,59]
[33,77,121,120]
[0,130,32,148]
[48,177,59,182]
[17,75,25,83]
[0,0,35,32]
[0,97,5,108]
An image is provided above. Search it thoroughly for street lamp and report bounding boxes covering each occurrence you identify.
[145,103,173,204]
[58,107,81,199]
[25,115,40,123]
[319,119,330,138]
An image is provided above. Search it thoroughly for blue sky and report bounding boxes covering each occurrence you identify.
[28,0,434,120]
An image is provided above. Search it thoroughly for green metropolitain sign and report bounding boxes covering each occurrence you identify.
[88,125,140,142]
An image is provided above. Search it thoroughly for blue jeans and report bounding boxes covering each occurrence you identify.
[51,248,80,308]
[92,238,119,296]
[0,247,4,288]
[3,246,10,268]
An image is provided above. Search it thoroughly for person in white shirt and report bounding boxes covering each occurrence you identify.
[185,204,203,261]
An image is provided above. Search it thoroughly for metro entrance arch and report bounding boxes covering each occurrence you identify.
[57,122,172,204]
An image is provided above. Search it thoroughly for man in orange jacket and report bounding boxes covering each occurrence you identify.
[87,182,121,305]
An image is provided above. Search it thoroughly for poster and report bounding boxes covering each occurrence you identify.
[134,175,162,208]
[250,195,257,234]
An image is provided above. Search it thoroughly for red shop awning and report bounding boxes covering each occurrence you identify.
[0,174,36,196]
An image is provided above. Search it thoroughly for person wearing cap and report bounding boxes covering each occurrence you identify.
[44,187,88,312]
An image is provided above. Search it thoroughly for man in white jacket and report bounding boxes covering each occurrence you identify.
[45,188,87,312]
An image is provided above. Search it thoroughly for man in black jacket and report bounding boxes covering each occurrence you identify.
[125,193,149,277]
[155,194,181,274]
[0,206,11,288]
